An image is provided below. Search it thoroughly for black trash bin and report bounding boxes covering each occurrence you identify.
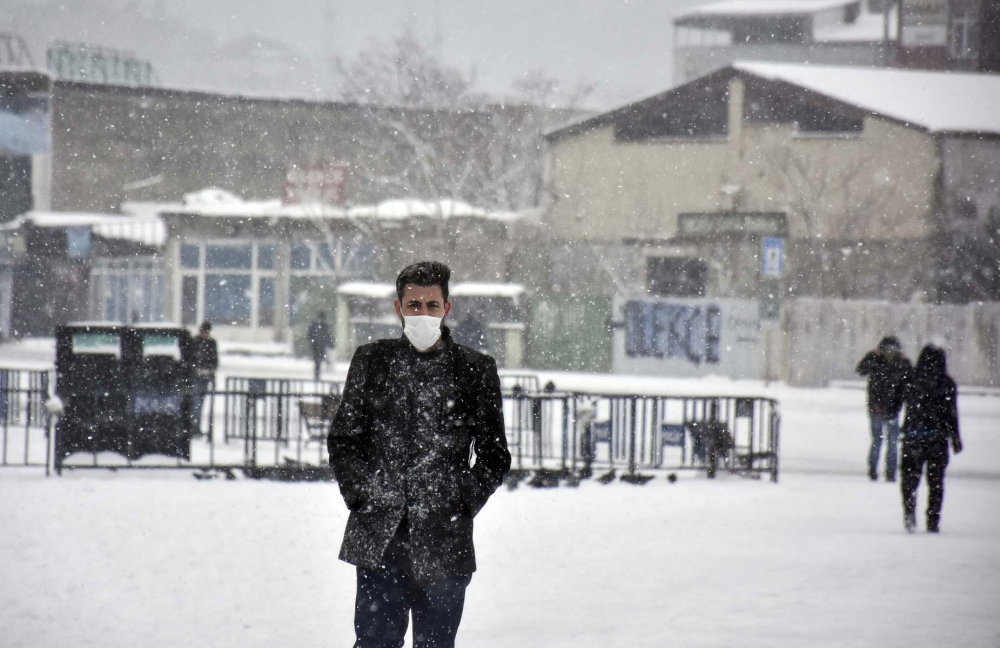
[55,324,195,467]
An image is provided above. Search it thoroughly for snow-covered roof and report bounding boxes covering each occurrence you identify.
[734,62,1000,135]
[675,0,898,43]
[676,0,852,20]
[131,190,517,223]
[336,282,526,300]
[548,62,1000,140]
[335,282,396,299]
[346,199,486,220]
[449,283,525,299]
[1,211,166,246]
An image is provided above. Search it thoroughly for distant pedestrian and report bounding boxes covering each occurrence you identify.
[186,320,218,435]
[900,345,963,533]
[454,310,488,352]
[307,311,333,381]
[856,336,911,481]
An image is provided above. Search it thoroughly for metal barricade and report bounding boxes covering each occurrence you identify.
[504,392,780,482]
[0,368,52,470]
[40,368,779,482]
[222,376,341,444]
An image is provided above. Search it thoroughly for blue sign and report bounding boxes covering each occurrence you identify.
[762,237,783,277]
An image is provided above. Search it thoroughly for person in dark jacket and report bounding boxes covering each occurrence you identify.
[856,336,911,481]
[900,344,963,533]
[307,311,333,381]
[328,261,511,648]
[186,320,218,435]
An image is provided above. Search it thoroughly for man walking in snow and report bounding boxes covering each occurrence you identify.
[328,261,511,648]
[856,336,911,481]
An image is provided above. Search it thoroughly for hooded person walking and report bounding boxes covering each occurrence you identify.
[899,344,963,533]
[327,261,511,648]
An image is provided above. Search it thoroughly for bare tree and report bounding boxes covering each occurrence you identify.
[334,27,479,110]
[331,29,592,213]
[761,140,897,240]
[759,139,899,297]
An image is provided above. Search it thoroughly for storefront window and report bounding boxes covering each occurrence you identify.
[204,274,252,326]
[181,276,198,326]
[180,244,200,269]
[91,256,165,324]
[258,278,275,327]
[206,244,252,269]
[290,243,311,270]
[258,244,276,270]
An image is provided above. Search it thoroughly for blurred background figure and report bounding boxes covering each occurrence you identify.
[307,311,333,381]
[856,335,911,481]
[453,307,488,353]
[900,345,963,533]
[187,320,218,436]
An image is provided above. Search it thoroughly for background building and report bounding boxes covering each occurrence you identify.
[673,0,1000,83]
[545,62,1000,303]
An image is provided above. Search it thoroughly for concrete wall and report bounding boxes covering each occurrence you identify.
[784,298,1000,387]
[48,82,542,214]
[941,136,1000,231]
[600,295,1000,387]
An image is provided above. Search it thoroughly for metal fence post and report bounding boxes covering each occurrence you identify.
[628,397,637,477]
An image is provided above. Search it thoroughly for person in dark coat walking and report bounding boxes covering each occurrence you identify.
[856,336,911,481]
[900,344,963,533]
[307,311,333,381]
[185,320,218,435]
[328,261,511,648]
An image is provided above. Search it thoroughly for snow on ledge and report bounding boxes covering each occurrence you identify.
[129,194,519,222]
[336,282,526,299]
[335,282,396,299]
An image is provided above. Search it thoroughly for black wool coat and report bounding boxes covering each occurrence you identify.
[327,330,511,582]
[902,368,961,446]
[856,351,911,417]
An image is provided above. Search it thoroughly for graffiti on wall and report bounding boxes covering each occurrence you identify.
[624,300,721,364]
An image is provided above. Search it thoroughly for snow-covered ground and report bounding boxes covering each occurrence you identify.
[1,341,999,647]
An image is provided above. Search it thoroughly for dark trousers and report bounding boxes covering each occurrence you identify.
[868,414,900,480]
[354,526,471,648]
[900,437,949,529]
[312,352,325,381]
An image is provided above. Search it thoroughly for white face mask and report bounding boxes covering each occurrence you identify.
[403,315,443,351]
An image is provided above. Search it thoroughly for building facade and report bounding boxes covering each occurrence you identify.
[673,0,1000,84]
[545,63,1000,304]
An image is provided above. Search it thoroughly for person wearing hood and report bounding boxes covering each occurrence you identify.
[856,335,911,481]
[328,260,511,648]
[899,344,963,533]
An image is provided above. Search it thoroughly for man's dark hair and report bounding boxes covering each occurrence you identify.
[396,261,451,302]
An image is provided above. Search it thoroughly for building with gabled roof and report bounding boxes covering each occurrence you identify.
[544,62,1000,303]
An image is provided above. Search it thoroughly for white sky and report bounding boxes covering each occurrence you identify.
[5,0,713,108]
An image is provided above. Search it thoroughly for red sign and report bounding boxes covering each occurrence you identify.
[282,163,347,206]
